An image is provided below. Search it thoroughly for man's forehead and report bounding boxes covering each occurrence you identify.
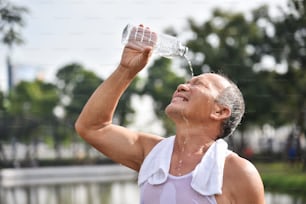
[197,73,231,89]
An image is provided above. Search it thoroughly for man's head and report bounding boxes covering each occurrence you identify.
[166,73,245,139]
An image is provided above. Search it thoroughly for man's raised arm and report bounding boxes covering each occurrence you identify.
[75,25,163,171]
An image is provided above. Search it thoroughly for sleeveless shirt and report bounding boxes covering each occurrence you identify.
[138,136,230,204]
[140,172,217,204]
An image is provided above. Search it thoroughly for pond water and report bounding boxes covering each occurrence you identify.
[1,166,305,204]
[1,180,140,204]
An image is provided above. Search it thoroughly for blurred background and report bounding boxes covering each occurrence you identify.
[0,0,306,203]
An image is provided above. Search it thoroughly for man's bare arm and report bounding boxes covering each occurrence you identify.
[75,28,163,171]
[220,154,265,204]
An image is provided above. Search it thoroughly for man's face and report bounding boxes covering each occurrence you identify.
[165,73,231,123]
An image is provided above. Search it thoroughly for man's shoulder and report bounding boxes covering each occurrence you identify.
[225,152,260,180]
[226,152,254,169]
[223,152,265,203]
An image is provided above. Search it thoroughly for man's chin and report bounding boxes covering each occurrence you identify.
[165,104,183,118]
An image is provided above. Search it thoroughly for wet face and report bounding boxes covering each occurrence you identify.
[165,73,231,123]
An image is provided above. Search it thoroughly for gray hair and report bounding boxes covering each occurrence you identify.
[214,81,245,138]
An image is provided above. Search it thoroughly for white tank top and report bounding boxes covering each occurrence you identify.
[140,172,217,204]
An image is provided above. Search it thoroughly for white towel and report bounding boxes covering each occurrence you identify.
[138,136,230,196]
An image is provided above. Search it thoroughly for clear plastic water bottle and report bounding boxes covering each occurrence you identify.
[121,24,188,58]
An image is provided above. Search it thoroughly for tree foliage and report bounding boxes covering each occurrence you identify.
[261,0,306,131]
[0,0,28,49]
[116,76,141,126]
[1,0,306,166]
[3,80,59,164]
[55,63,102,124]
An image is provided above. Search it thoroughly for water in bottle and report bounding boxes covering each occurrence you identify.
[121,24,193,77]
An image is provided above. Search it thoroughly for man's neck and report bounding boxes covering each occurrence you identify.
[175,126,216,154]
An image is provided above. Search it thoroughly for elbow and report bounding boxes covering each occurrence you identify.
[75,118,87,139]
[74,116,92,139]
[74,116,111,139]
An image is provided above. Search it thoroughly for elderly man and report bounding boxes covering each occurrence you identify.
[75,25,265,204]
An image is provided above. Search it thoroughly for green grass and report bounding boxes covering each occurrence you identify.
[255,162,306,194]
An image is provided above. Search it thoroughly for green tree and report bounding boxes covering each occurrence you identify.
[0,0,28,90]
[260,0,306,130]
[0,0,28,166]
[257,0,306,167]
[0,0,27,47]
[56,64,102,125]
[116,76,142,126]
[55,63,102,158]
[7,80,59,166]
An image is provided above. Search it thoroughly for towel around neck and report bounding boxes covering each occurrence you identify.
[138,136,231,196]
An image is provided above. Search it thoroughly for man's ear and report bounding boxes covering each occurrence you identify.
[210,104,231,120]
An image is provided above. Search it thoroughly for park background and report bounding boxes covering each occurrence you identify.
[1,0,306,203]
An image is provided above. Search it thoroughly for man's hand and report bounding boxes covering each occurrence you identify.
[119,25,157,74]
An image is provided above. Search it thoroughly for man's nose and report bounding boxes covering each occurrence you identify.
[177,83,189,92]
